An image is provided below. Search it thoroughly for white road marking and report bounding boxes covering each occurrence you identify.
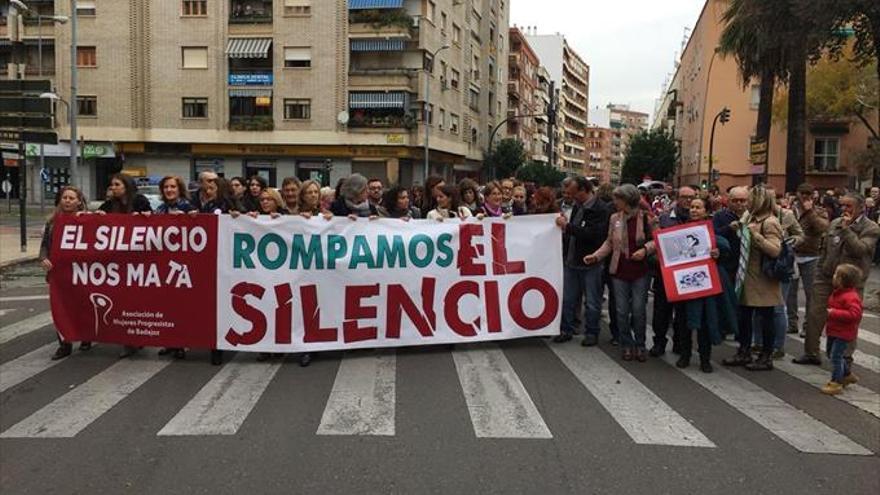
[0,295,49,303]
[0,343,62,393]
[855,329,880,347]
[722,341,880,419]
[0,357,171,438]
[317,352,396,436]
[0,309,17,317]
[788,333,880,373]
[158,355,282,436]
[550,343,714,447]
[659,352,872,455]
[452,345,552,439]
[0,311,53,344]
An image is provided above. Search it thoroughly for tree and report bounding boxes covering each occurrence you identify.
[620,129,677,185]
[484,138,526,180]
[515,162,567,188]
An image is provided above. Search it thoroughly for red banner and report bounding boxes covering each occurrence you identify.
[49,214,218,349]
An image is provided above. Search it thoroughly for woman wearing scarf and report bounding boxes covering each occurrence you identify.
[330,174,379,218]
[678,197,738,373]
[723,186,783,371]
[584,184,654,362]
[427,185,473,220]
[41,186,93,360]
[475,181,512,219]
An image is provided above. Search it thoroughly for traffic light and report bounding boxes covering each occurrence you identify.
[719,107,731,125]
[710,168,720,183]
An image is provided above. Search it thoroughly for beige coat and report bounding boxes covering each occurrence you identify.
[741,214,783,307]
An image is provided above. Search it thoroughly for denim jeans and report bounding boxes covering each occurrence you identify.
[754,281,790,351]
[561,264,605,337]
[826,336,851,383]
[611,276,649,350]
[786,259,816,333]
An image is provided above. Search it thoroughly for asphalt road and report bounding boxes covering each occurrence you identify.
[1,262,878,494]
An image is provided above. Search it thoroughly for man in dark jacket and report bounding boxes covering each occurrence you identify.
[649,186,695,357]
[554,177,611,345]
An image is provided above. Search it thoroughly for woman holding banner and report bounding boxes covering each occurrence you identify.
[584,184,654,362]
[242,175,267,212]
[330,174,380,219]
[427,185,473,220]
[382,186,420,219]
[41,186,93,360]
[677,197,737,373]
[475,181,512,219]
[298,180,327,219]
[155,176,194,360]
[97,173,153,359]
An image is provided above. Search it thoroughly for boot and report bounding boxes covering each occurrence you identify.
[841,373,859,387]
[821,381,843,395]
[51,343,73,360]
[722,350,752,367]
[699,356,713,373]
[675,353,690,369]
[79,342,92,351]
[745,352,773,371]
[210,350,223,366]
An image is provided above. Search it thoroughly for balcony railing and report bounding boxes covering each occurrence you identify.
[349,9,414,30]
[229,115,274,131]
[229,1,273,24]
[348,114,416,130]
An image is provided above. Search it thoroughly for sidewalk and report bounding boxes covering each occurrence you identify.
[0,229,42,269]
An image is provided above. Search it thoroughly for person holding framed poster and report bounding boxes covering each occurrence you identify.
[723,186,784,371]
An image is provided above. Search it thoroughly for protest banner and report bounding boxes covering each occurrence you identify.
[49,214,563,352]
[652,220,722,302]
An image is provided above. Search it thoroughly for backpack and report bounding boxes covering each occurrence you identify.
[759,216,795,282]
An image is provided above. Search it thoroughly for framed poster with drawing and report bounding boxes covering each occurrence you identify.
[653,220,722,302]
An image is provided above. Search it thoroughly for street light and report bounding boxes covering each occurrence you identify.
[40,92,78,187]
[423,44,450,184]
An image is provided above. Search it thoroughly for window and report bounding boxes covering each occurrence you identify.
[813,138,839,171]
[440,61,448,82]
[427,1,436,23]
[284,98,311,120]
[438,108,445,130]
[76,1,96,16]
[441,12,447,33]
[488,91,494,116]
[469,88,479,110]
[76,47,96,67]
[284,0,311,15]
[76,96,97,116]
[182,97,208,118]
[424,104,433,125]
[750,84,760,110]
[450,113,460,134]
[423,53,434,73]
[181,0,207,16]
[452,24,461,44]
[450,68,460,89]
[182,47,208,69]
[472,54,480,80]
[284,47,311,68]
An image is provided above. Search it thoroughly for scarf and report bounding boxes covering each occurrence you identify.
[735,212,752,299]
[483,202,503,217]
[345,199,372,217]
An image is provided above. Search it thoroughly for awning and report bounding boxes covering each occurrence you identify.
[229,89,273,98]
[350,39,407,52]
[349,92,408,110]
[348,0,404,9]
[225,38,272,59]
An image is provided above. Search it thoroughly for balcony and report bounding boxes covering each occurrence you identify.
[349,8,414,35]
[229,115,274,131]
[229,0,273,24]
[348,113,416,130]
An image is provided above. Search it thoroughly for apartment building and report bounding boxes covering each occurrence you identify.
[505,27,538,161]
[653,0,876,191]
[525,31,589,174]
[607,104,648,184]
[530,65,557,165]
[0,0,510,202]
[585,125,612,184]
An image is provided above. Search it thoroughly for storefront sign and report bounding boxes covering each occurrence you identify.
[228,73,273,86]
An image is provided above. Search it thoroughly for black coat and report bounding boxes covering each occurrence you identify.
[99,193,152,214]
[330,198,379,217]
[564,196,611,268]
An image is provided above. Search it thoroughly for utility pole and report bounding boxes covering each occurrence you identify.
[69,0,79,190]
[547,81,558,169]
[707,107,730,188]
[8,2,27,252]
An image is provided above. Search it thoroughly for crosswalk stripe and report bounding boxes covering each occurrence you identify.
[855,329,880,347]
[452,345,552,439]
[317,352,396,436]
[0,357,171,438]
[0,295,50,302]
[787,334,880,373]
[0,343,62,393]
[550,343,714,447]
[0,311,53,345]
[658,353,872,455]
[157,355,282,436]
[721,341,880,419]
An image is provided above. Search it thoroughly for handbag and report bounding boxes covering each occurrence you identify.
[759,217,795,282]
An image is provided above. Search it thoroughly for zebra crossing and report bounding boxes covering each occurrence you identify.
[1,334,877,457]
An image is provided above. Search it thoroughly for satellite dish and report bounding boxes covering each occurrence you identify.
[337,111,350,125]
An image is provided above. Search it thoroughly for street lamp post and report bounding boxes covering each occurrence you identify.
[40,92,79,188]
[423,44,450,184]
[69,0,79,190]
[707,107,730,188]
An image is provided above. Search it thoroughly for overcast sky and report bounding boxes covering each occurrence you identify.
[511,0,706,122]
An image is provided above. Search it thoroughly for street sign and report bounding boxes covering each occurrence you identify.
[1,180,11,194]
[0,129,58,145]
[750,139,768,165]
[40,168,50,183]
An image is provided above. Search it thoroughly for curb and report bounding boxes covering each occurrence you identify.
[0,255,40,271]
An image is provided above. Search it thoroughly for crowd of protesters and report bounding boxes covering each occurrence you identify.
[40,171,878,396]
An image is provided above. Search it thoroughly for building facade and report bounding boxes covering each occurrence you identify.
[585,125,612,184]
[1,0,510,202]
[653,0,876,192]
[607,104,648,184]
[505,26,539,162]
[524,31,589,174]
